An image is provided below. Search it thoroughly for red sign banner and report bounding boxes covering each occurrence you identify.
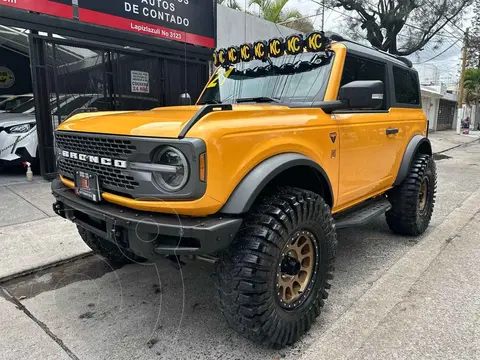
[0,0,73,19]
[77,0,215,48]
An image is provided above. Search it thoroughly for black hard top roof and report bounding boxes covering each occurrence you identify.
[327,33,414,70]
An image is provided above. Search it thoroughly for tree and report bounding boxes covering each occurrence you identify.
[217,0,242,10]
[466,0,480,69]
[282,18,315,33]
[464,68,480,129]
[249,0,305,25]
[313,0,473,56]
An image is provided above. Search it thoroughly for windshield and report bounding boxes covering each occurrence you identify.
[198,52,333,105]
[0,96,32,111]
[8,98,35,113]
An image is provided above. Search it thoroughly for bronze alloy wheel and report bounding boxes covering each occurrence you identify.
[276,230,319,310]
[418,178,429,213]
[214,187,337,348]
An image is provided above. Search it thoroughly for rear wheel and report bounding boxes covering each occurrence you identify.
[386,154,437,236]
[77,226,146,265]
[214,187,337,348]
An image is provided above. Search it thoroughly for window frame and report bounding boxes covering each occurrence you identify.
[334,52,391,114]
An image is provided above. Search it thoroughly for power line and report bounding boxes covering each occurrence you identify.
[423,0,468,36]
[413,38,462,64]
[320,2,462,41]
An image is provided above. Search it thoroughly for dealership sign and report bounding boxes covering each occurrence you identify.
[0,0,73,18]
[77,0,215,48]
[131,70,150,94]
[0,67,15,89]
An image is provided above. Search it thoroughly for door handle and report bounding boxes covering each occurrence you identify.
[386,128,399,135]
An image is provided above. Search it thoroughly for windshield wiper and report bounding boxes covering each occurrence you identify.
[235,96,281,104]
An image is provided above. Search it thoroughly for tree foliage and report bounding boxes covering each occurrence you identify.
[218,0,314,33]
[217,0,242,10]
[250,0,313,28]
[316,0,472,56]
[466,0,480,69]
[464,68,480,128]
[282,18,315,33]
[464,68,480,106]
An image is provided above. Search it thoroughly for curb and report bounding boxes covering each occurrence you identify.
[300,187,480,360]
[433,136,480,155]
[0,252,93,285]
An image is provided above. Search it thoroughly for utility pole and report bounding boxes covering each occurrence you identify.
[457,28,469,135]
[321,0,325,31]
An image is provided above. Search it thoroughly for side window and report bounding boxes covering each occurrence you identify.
[340,55,387,109]
[393,67,420,105]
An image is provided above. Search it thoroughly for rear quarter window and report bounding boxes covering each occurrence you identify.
[393,67,420,106]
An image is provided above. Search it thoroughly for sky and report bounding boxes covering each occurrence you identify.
[266,0,476,86]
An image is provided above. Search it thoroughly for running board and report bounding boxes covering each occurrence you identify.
[334,197,391,229]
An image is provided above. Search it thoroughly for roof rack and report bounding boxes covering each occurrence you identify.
[327,32,413,68]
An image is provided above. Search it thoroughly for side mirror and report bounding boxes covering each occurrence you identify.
[339,80,384,110]
[179,93,192,106]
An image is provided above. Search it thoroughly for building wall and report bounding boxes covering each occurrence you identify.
[422,94,440,130]
[216,6,297,49]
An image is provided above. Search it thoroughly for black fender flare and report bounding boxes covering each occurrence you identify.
[393,135,432,186]
[220,153,333,214]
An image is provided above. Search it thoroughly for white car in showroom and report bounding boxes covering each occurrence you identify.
[0,94,160,170]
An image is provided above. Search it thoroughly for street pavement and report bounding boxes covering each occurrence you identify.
[0,134,479,359]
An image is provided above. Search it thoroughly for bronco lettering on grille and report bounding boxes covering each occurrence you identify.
[60,150,127,169]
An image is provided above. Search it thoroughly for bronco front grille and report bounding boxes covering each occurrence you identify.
[55,133,137,158]
[56,133,139,192]
[57,159,139,190]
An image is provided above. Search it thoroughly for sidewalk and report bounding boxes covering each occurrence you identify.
[429,129,480,154]
[0,177,90,281]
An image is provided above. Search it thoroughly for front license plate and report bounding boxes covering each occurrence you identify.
[74,170,102,203]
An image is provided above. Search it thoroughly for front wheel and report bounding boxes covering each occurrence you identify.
[386,154,437,236]
[214,187,337,348]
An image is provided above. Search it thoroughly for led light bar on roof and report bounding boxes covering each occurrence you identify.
[213,31,331,68]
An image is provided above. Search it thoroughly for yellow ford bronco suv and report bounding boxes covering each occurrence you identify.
[52,32,436,348]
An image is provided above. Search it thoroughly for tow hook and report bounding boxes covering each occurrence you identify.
[52,201,65,217]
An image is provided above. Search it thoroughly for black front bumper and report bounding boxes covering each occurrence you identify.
[51,179,243,259]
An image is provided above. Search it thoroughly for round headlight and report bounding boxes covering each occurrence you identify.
[152,146,189,192]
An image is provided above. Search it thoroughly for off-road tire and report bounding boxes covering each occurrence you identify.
[214,187,337,348]
[386,154,437,236]
[77,226,146,265]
